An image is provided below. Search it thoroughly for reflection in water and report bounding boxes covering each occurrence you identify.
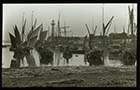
[2,47,13,68]
[2,47,40,68]
[104,55,123,67]
[2,47,124,68]
[53,50,87,66]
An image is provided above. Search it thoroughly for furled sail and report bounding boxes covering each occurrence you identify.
[39,31,47,41]
[14,25,21,45]
[28,36,38,47]
[9,33,17,48]
[27,24,42,40]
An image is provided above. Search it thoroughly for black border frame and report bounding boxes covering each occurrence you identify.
[1,0,139,89]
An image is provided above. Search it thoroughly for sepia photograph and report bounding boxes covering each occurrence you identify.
[2,3,137,87]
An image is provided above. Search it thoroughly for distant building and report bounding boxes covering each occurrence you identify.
[46,36,84,50]
[109,32,129,45]
[91,35,109,49]
[45,32,136,51]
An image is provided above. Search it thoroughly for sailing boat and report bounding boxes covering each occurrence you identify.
[84,24,104,66]
[9,12,42,68]
[84,4,114,66]
[120,5,136,65]
[35,24,54,66]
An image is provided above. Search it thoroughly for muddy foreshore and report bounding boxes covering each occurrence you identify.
[2,66,136,87]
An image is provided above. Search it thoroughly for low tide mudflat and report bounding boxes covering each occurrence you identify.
[2,66,136,87]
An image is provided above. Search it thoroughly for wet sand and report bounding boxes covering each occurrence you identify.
[2,66,136,87]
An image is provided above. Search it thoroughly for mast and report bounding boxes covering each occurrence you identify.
[102,4,114,47]
[48,26,50,37]
[31,11,34,31]
[128,5,134,36]
[131,5,134,36]
[21,12,25,41]
[85,24,92,49]
[58,12,61,37]
[61,21,70,37]
[85,24,90,35]
[114,24,116,33]
[102,4,105,48]
[123,26,125,33]
[92,16,94,33]
[102,4,104,31]
[63,21,65,37]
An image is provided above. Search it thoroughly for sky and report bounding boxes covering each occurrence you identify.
[3,3,137,41]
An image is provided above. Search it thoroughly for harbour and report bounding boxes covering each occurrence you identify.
[2,46,124,68]
[2,4,137,87]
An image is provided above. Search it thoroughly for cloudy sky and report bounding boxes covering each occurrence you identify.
[3,3,137,41]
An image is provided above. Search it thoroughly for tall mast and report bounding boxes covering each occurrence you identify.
[31,11,34,31]
[132,4,134,36]
[47,26,50,38]
[128,5,134,36]
[61,21,70,37]
[123,26,125,33]
[114,24,116,33]
[131,5,134,36]
[21,12,25,41]
[22,12,25,28]
[64,21,66,37]
[102,4,104,28]
[102,4,105,47]
[92,16,94,33]
[102,4,104,36]
[58,12,61,37]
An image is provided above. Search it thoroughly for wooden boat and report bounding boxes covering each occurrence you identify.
[9,16,41,68]
[63,46,72,65]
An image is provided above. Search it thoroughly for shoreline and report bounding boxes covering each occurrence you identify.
[2,66,136,87]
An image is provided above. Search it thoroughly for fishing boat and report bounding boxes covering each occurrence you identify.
[9,12,44,68]
[83,4,114,66]
[63,46,72,65]
[120,5,137,65]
